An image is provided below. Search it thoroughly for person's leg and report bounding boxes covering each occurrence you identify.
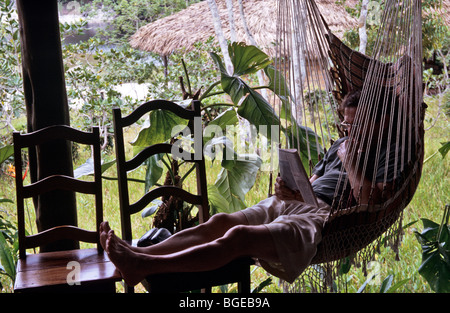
[105,223,278,287]
[100,211,248,255]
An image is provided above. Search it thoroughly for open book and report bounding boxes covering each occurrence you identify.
[278,148,318,207]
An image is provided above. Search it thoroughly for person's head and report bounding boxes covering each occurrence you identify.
[341,88,398,151]
[340,89,361,137]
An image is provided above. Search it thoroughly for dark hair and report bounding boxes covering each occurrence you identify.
[342,88,398,123]
[342,90,361,109]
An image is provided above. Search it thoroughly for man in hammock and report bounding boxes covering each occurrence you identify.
[100,89,398,286]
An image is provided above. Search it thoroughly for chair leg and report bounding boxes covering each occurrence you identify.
[237,267,252,293]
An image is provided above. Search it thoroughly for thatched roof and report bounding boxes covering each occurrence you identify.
[129,0,358,57]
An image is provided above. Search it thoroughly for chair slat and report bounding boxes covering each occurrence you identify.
[120,99,195,127]
[14,125,99,147]
[21,175,97,198]
[129,186,203,215]
[25,225,98,250]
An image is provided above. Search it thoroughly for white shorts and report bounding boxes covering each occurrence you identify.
[241,196,330,283]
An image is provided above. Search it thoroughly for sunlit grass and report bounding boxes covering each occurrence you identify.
[1,92,448,293]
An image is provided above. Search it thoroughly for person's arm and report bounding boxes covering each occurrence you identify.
[337,140,392,204]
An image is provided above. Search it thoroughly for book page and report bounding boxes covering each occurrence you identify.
[279,148,318,207]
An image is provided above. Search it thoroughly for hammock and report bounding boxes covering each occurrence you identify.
[272,0,425,292]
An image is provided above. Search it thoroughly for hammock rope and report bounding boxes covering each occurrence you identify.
[273,0,425,292]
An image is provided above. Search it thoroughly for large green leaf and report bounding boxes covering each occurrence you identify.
[74,158,116,178]
[285,123,323,169]
[204,136,237,167]
[214,154,262,213]
[211,64,280,140]
[208,108,239,130]
[131,109,188,147]
[207,184,230,214]
[414,207,450,293]
[0,145,14,165]
[439,141,450,159]
[264,64,292,120]
[0,231,15,280]
[237,88,280,140]
[228,42,272,76]
[210,42,322,167]
[206,135,261,213]
[204,108,239,143]
[144,153,164,192]
[210,51,247,103]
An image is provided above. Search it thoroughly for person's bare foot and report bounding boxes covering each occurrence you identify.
[106,229,150,287]
[100,221,137,252]
[99,221,111,251]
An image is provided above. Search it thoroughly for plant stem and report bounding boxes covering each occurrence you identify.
[181,59,192,95]
[201,102,235,111]
[199,81,221,101]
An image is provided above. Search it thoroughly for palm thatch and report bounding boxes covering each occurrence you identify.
[129,0,358,57]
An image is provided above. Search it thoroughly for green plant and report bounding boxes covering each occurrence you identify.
[0,0,23,144]
[414,204,450,293]
[343,0,449,59]
[357,273,410,293]
[81,0,201,46]
[61,20,156,151]
[133,42,323,231]
[0,144,17,290]
[0,214,17,291]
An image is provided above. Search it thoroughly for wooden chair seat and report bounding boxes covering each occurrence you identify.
[14,248,121,293]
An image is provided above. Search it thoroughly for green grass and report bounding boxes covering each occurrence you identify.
[0,93,448,293]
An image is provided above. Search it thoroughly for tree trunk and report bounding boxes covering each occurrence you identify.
[238,0,267,101]
[225,0,237,43]
[16,0,78,251]
[207,0,233,75]
[359,0,369,54]
[290,3,307,123]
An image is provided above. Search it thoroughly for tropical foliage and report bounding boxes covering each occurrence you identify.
[0,0,448,293]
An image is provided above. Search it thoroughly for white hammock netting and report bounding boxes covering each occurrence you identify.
[272,0,425,292]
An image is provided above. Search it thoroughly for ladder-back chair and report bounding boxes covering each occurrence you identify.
[13,125,121,292]
[113,99,253,293]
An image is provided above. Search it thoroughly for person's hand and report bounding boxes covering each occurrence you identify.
[274,175,303,201]
[337,139,348,163]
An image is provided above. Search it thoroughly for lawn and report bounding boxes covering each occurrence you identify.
[0,91,448,293]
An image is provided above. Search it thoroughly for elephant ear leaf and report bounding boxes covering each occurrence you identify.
[414,206,450,293]
[210,44,280,141]
[237,88,279,141]
[228,42,272,76]
[214,154,262,213]
[131,109,188,147]
[0,145,14,165]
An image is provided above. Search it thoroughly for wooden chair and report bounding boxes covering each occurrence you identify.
[13,125,121,293]
[113,99,253,293]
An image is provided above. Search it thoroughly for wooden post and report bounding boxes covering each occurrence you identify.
[16,0,78,251]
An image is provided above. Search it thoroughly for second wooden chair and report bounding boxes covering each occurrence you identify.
[113,99,253,293]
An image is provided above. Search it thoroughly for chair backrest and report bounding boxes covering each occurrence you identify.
[13,125,103,259]
[113,100,209,242]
